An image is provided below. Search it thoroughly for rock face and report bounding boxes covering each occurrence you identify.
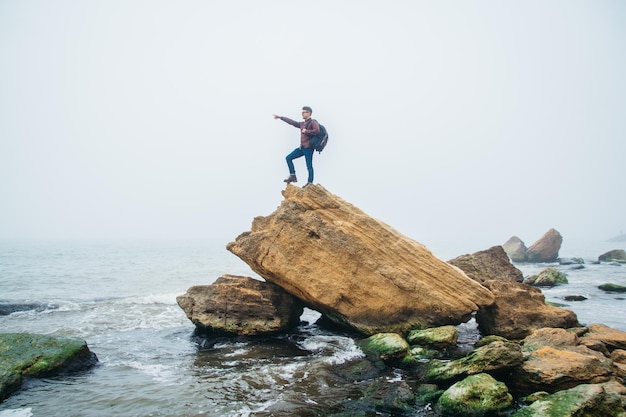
[176,275,303,336]
[0,333,98,402]
[525,228,563,263]
[502,236,528,262]
[475,280,580,339]
[226,184,495,336]
[448,245,524,283]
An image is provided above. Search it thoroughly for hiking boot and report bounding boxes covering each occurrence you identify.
[303,182,312,188]
[283,174,297,184]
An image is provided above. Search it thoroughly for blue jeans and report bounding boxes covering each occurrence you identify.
[286,147,314,183]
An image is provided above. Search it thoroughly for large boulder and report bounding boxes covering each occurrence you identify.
[526,228,563,263]
[448,245,524,283]
[176,275,303,336]
[599,249,626,263]
[226,184,495,336]
[502,236,528,262]
[1,333,98,402]
[475,280,580,340]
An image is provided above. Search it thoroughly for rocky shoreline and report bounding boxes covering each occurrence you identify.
[178,184,626,416]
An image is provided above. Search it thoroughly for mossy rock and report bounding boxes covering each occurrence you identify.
[407,325,458,349]
[526,267,568,287]
[356,333,409,365]
[599,249,626,263]
[424,341,524,384]
[598,283,626,293]
[511,381,626,417]
[0,333,98,402]
[436,373,512,416]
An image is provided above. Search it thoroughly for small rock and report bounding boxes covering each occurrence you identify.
[406,325,458,349]
[598,283,626,293]
[599,249,626,263]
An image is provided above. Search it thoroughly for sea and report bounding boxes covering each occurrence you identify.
[0,238,624,417]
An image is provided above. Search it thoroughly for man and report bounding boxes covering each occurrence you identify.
[273,106,320,186]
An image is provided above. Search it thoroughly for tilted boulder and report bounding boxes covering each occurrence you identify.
[227,184,495,336]
[448,245,524,283]
[526,228,563,263]
[502,236,528,262]
[176,275,303,336]
[475,280,580,340]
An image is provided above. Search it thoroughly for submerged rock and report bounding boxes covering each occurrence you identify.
[476,280,580,340]
[0,333,98,402]
[227,184,495,336]
[598,283,626,293]
[436,373,512,417]
[176,275,303,336]
[526,228,563,263]
[448,245,524,283]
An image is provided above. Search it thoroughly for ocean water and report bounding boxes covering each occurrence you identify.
[0,238,624,417]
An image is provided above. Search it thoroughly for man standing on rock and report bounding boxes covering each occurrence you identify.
[273,106,320,187]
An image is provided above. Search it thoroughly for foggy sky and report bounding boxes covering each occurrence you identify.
[1,1,625,254]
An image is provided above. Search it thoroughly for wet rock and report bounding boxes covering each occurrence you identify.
[176,275,303,336]
[436,373,512,417]
[476,280,580,340]
[448,245,524,283]
[406,325,458,350]
[524,267,568,287]
[526,228,562,263]
[503,236,528,262]
[361,377,415,414]
[563,295,587,301]
[0,333,98,402]
[599,249,626,263]
[356,333,409,366]
[424,340,524,384]
[599,283,626,293]
[511,381,626,417]
[227,184,494,336]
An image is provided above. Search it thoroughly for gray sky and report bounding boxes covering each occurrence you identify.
[1,1,625,253]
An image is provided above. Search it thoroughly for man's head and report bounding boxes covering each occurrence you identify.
[302,106,313,119]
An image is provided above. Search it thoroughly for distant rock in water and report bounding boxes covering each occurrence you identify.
[598,249,626,263]
[502,236,527,262]
[177,275,303,336]
[526,228,563,263]
[227,184,495,336]
[448,246,524,283]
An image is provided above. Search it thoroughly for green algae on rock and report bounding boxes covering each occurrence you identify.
[0,333,98,402]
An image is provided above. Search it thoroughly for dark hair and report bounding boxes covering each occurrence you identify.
[302,106,313,114]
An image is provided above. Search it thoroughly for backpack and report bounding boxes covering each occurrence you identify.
[309,123,329,153]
